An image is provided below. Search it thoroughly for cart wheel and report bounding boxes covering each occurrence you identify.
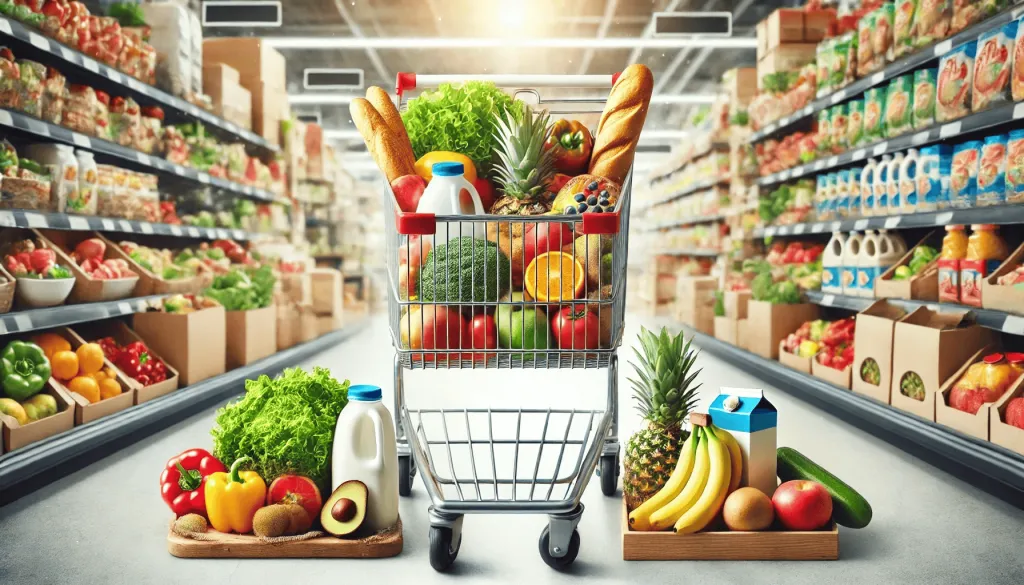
[429,526,460,571]
[399,455,414,497]
[599,455,618,496]
[538,525,580,569]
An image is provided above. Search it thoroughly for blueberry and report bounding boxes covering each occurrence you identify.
[564,206,577,214]
[574,192,585,202]
[592,207,603,213]
[587,181,599,191]
[587,196,598,205]
[599,198,610,206]
[599,189,609,198]
[577,202,588,212]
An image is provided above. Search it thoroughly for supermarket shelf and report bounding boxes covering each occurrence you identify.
[747,6,1024,143]
[680,326,1024,508]
[637,177,729,211]
[805,291,1024,336]
[0,319,368,505]
[750,203,1024,239]
[644,213,725,231]
[655,248,721,257]
[0,209,258,241]
[756,100,1021,188]
[0,16,278,155]
[0,108,276,202]
[0,295,166,335]
[649,141,729,182]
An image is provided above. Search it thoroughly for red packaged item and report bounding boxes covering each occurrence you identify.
[109,95,140,148]
[40,66,65,125]
[137,106,163,155]
[93,89,111,140]
[0,47,21,110]
[161,125,189,166]
[40,0,74,45]
[81,16,123,67]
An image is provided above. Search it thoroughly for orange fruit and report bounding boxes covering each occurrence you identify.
[76,343,105,375]
[32,333,71,358]
[50,350,79,381]
[99,378,122,400]
[524,251,585,303]
[67,376,101,404]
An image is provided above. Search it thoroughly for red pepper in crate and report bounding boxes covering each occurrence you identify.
[160,449,227,517]
[112,340,167,386]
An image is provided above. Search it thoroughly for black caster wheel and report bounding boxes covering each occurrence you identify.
[538,526,580,570]
[398,455,414,497]
[599,455,619,496]
[429,526,460,572]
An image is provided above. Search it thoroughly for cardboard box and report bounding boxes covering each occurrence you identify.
[778,341,812,374]
[252,81,285,145]
[203,62,240,87]
[100,233,201,296]
[306,124,325,179]
[724,290,752,320]
[55,327,134,425]
[983,241,1024,314]
[875,232,940,301]
[300,306,319,343]
[852,300,909,404]
[317,314,341,336]
[1,380,74,452]
[73,320,180,405]
[202,38,286,92]
[991,374,1024,456]
[276,303,299,351]
[803,9,838,42]
[676,276,716,333]
[714,317,739,345]
[709,388,778,497]
[280,272,312,306]
[935,346,1006,440]
[311,268,343,316]
[724,67,758,106]
[204,64,252,130]
[133,305,227,386]
[737,319,750,352]
[38,230,140,303]
[756,19,768,59]
[889,308,997,421]
[757,43,818,85]
[141,3,193,98]
[745,301,820,359]
[811,356,852,389]
[764,9,805,52]
[225,306,277,368]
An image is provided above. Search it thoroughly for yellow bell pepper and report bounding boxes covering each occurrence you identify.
[414,151,477,183]
[204,457,267,534]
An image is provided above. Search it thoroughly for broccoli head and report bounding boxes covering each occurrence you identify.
[418,237,511,303]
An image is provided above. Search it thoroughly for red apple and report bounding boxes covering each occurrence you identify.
[546,173,572,195]
[400,305,465,362]
[772,480,833,531]
[471,177,496,211]
[949,387,987,415]
[522,222,575,272]
[462,311,497,360]
[1006,397,1024,429]
[391,174,427,212]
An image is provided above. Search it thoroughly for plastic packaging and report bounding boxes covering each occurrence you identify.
[874,154,893,214]
[816,174,830,220]
[872,4,896,69]
[918,144,953,210]
[951,140,982,208]
[96,164,140,219]
[977,134,1008,206]
[843,232,864,297]
[74,150,98,215]
[0,155,51,212]
[881,229,908,258]
[817,108,832,155]
[861,158,879,216]
[831,103,849,154]
[859,230,902,298]
[916,0,951,47]
[832,32,857,91]
[885,75,914,137]
[15,60,45,118]
[894,0,919,58]
[849,166,864,215]
[63,85,98,136]
[972,21,1017,112]
[937,41,976,123]
[847,99,864,147]
[820,173,836,220]
[836,169,851,218]
[899,148,920,212]
[137,172,160,222]
[961,224,1009,306]
[1007,129,1024,203]
[41,67,66,125]
[416,162,485,242]
[886,152,905,213]
[952,0,1006,35]
[24,144,78,213]
[0,48,19,110]
[913,69,937,129]
[94,91,111,141]
[823,232,846,294]
[864,87,887,143]
[817,37,836,96]
[857,11,878,78]
[109,96,141,148]
[1013,17,1024,101]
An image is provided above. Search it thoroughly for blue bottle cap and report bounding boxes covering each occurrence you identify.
[348,384,382,401]
[432,162,465,177]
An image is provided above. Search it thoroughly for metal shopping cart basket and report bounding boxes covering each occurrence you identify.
[384,73,631,571]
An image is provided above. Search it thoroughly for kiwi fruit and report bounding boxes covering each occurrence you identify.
[173,514,208,535]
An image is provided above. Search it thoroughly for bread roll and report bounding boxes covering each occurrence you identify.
[349,98,415,182]
[366,86,417,172]
[588,64,654,185]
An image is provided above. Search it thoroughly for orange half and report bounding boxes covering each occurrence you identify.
[524,251,585,302]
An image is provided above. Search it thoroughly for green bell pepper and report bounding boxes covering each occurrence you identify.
[1,341,51,401]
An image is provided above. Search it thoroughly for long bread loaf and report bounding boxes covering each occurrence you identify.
[365,86,417,173]
[349,98,415,182]
[588,64,654,185]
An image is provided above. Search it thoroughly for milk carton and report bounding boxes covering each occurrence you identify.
[836,169,851,217]
[886,152,904,214]
[917,145,953,211]
[858,230,903,297]
[822,232,846,294]
[843,232,864,296]
[899,148,920,212]
[708,388,778,497]
[849,166,863,215]
[873,154,893,214]
[861,158,879,216]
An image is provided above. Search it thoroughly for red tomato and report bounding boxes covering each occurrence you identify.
[463,312,497,360]
[551,305,600,350]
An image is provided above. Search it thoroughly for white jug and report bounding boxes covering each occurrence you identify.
[861,158,878,216]
[843,232,863,296]
[415,162,485,243]
[885,153,904,214]
[822,232,846,294]
[873,155,892,215]
[899,149,920,213]
[331,385,399,532]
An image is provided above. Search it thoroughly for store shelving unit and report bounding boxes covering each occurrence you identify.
[0,319,368,505]
[0,209,259,241]
[0,295,165,335]
[654,248,722,258]
[636,177,729,211]
[680,326,1024,508]
[645,214,726,232]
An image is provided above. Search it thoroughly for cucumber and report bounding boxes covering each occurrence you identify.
[776,446,872,529]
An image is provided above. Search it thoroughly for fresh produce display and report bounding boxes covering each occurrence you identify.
[41,334,121,403]
[814,318,856,372]
[947,352,1024,414]
[743,259,803,304]
[543,119,594,175]
[782,319,830,358]
[204,456,267,534]
[1,340,51,400]
[157,294,221,314]
[892,245,938,280]
[201,266,275,311]
[489,102,557,216]
[1006,397,1024,429]
[2,238,70,279]
[97,336,168,387]
[68,238,135,280]
[416,237,511,303]
[759,181,814,225]
[266,474,323,526]
[160,449,228,517]
[776,446,873,529]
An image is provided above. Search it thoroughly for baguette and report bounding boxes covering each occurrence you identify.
[588,64,654,185]
[349,98,415,182]
[365,86,417,172]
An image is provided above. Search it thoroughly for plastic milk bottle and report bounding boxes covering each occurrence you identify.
[822,232,846,294]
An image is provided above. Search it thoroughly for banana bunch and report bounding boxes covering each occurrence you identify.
[628,424,742,534]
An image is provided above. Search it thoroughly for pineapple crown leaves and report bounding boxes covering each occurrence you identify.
[492,101,557,200]
[626,326,702,426]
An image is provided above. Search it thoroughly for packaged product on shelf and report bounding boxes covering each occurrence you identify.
[937,41,976,122]
[137,106,163,155]
[874,154,893,213]
[973,21,1016,112]
[0,47,20,109]
[944,351,1023,419]
[831,32,857,90]
[913,68,937,128]
[0,153,52,211]
[856,11,877,77]
[118,27,157,85]
[816,37,835,95]
[916,0,952,47]
[836,169,851,218]
[136,172,160,222]
[894,0,918,58]
[816,174,830,219]
[82,16,124,67]
[951,0,1006,34]
[961,224,1009,306]
[96,164,138,219]
[899,148,921,211]
[830,103,848,153]
[886,153,905,212]
[871,4,895,72]
[62,84,97,136]
[822,232,846,294]
[918,144,953,210]
[1007,129,1024,202]
[40,67,65,125]
[850,165,864,213]
[94,90,111,141]
[15,59,45,118]
[1013,18,1024,100]
[862,157,879,215]
[847,98,865,147]
[161,125,190,166]
[109,96,141,148]
[977,134,1008,206]
[950,140,981,207]
[938,224,969,302]
[225,144,248,184]
[24,144,78,213]
[864,86,886,143]
[816,108,832,154]
[885,75,914,137]
[74,150,97,215]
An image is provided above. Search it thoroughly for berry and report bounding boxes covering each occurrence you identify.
[587,196,598,205]
[564,206,577,214]
[592,207,603,213]
[598,198,610,206]
[599,189,609,198]
[574,193,585,202]
[587,181,599,191]
[577,203,588,212]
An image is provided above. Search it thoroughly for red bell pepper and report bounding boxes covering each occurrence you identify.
[159,449,227,517]
[543,119,593,175]
[29,248,56,274]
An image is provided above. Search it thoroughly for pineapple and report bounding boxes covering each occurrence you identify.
[623,327,702,511]
[489,102,556,215]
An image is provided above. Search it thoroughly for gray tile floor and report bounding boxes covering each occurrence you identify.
[1,313,1022,584]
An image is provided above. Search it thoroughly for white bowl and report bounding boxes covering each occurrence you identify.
[95,276,140,301]
[15,277,76,308]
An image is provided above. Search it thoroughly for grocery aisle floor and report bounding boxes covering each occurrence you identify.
[2,313,1023,585]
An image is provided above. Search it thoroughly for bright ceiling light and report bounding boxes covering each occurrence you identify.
[292,93,717,105]
[263,36,757,50]
[497,4,526,30]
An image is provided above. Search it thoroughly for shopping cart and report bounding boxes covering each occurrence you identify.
[384,74,631,571]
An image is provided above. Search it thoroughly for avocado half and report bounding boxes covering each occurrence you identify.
[320,480,368,537]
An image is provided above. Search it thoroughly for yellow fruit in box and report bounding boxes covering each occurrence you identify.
[0,398,29,425]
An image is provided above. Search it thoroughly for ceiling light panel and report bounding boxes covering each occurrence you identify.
[263,37,757,50]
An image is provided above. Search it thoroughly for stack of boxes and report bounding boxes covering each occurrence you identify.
[203,64,253,130]
[676,276,717,335]
[142,3,204,99]
[714,290,750,347]
[755,8,835,88]
[311,269,345,335]
[203,38,288,145]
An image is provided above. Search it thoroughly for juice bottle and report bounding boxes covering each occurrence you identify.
[960,224,1009,306]
[843,232,864,296]
[822,232,846,294]
[938,225,968,303]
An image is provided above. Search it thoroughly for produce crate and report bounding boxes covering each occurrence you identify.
[133,304,226,386]
[73,320,180,405]
[52,327,135,425]
[225,305,277,368]
[874,232,940,302]
[745,301,820,360]
[935,345,1009,441]
[0,262,13,314]
[991,375,1024,457]
[38,229,140,303]
[811,355,852,390]
[778,341,812,374]
[982,241,1024,315]
[714,317,740,345]
[98,233,203,296]
[0,379,74,452]
[851,301,909,404]
[0,228,77,310]
[621,502,838,561]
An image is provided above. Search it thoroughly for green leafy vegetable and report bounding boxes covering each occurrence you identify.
[713,290,725,317]
[401,81,524,172]
[417,237,511,303]
[211,367,350,491]
[108,3,147,26]
[203,266,275,311]
[744,259,803,304]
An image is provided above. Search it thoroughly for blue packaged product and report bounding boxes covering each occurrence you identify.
[821,173,837,220]
[874,156,891,211]
[977,134,1007,206]
[816,174,830,219]
[950,140,982,208]
[917,145,953,211]
[836,169,851,217]
[849,166,863,214]
[1007,129,1024,203]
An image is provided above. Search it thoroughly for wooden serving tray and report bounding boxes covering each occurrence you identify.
[621,501,838,561]
[168,518,403,559]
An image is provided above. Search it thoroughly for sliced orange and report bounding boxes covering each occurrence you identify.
[524,251,585,303]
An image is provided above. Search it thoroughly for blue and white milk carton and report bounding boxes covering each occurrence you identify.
[918,145,952,211]
[709,388,778,497]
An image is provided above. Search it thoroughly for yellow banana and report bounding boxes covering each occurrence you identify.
[648,429,710,530]
[629,428,701,531]
[674,426,731,534]
[714,425,743,494]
